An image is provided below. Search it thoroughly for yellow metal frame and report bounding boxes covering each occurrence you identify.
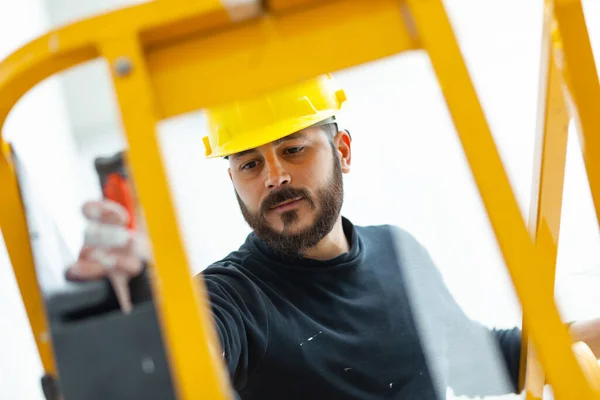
[519,0,600,398]
[521,2,570,397]
[0,140,56,376]
[1,0,599,398]
[554,0,600,230]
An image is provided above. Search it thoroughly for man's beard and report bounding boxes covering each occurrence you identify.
[236,150,344,260]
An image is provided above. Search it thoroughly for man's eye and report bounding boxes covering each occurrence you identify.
[286,146,304,155]
[241,161,258,170]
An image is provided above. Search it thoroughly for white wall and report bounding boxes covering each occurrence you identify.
[2,0,600,398]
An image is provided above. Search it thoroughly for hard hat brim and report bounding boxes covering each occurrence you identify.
[207,111,338,159]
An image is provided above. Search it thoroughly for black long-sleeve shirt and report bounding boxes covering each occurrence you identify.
[200,218,521,399]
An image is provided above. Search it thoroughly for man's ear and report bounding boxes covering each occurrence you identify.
[228,167,233,181]
[334,129,352,173]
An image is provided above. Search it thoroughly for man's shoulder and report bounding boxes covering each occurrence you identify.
[353,221,421,247]
[351,220,432,267]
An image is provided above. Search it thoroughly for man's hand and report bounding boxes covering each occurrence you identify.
[67,200,145,281]
[66,200,147,313]
[570,319,600,360]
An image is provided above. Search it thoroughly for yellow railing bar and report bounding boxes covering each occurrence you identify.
[266,0,323,13]
[554,0,600,230]
[521,2,571,398]
[405,0,597,398]
[147,0,419,119]
[0,141,56,376]
[100,36,233,399]
[528,18,569,308]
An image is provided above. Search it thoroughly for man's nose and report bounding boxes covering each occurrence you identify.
[264,156,291,189]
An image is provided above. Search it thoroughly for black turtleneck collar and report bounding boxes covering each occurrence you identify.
[245,216,363,272]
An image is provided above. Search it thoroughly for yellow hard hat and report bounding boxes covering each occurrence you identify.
[202,74,347,158]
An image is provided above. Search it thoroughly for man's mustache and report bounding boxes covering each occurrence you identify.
[260,187,315,215]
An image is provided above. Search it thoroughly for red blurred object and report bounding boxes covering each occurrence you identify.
[102,172,137,230]
[95,151,137,230]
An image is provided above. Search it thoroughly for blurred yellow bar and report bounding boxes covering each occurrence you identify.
[554,0,600,230]
[101,36,234,399]
[0,141,56,376]
[522,2,570,398]
[147,0,419,118]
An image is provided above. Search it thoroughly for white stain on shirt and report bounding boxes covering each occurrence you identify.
[299,331,323,346]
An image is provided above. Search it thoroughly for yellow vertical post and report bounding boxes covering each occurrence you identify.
[0,141,56,376]
[554,0,600,228]
[522,7,571,398]
[101,37,232,400]
[405,0,597,398]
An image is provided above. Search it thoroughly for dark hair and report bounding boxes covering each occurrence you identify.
[321,122,338,142]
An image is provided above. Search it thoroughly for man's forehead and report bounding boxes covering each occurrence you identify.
[228,130,312,160]
[226,117,337,160]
